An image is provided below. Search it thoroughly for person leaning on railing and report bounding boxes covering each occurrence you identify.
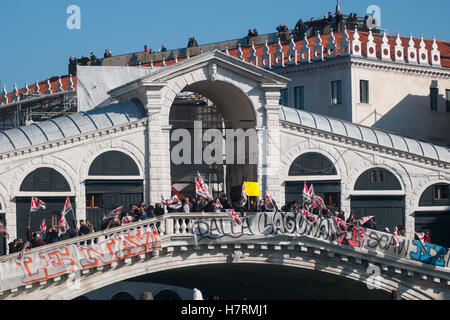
[106,215,121,230]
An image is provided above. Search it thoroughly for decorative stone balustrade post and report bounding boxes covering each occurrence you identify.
[261,40,272,69]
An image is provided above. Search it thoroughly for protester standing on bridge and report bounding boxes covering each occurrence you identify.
[154,203,165,216]
[220,194,231,210]
[258,199,266,212]
[121,211,135,225]
[45,226,60,244]
[346,213,356,225]
[106,215,121,230]
[365,217,377,230]
[214,198,223,213]
[424,229,432,243]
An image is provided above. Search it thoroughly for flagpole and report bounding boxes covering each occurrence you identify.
[28,207,32,228]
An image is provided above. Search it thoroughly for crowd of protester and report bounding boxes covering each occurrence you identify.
[6,192,433,256]
[292,10,373,40]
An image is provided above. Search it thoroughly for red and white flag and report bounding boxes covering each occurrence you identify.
[302,182,311,203]
[301,209,317,224]
[314,194,325,208]
[162,196,182,210]
[0,222,9,239]
[240,183,247,207]
[62,197,72,216]
[227,209,242,226]
[121,215,134,225]
[308,185,317,208]
[357,216,374,226]
[30,197,46,212]
[415,232,426,246]
[58,212,70,236]
[264,191,275,212]
[16,241,31,263]
[393,227,400,247]
[195,172,212,200]
[103,206,124,220]
[39,219,47,235]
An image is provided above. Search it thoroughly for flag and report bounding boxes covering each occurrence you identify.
[244,182,261,197]
[309,185,318,208]
[333,217,348,234]
[16,241,31,263]
[162,196,182,210]
[0,222,9,239]
[357,216,374,226]
[171,186,184,200]
[227,209,242,226]
[264,191,275,211]
[314,195,325,208]
[58,212,69,236]
[121,215,134,225]
[62,197,72,216]
[240,183,247,207]
[301,209,317,224]
[195,172,212,200]
[393,227,400,247]
[103,206,124,220]
[302,182,311,203]
[415,232,426,246]
[39,219,47,235]
[30,197,46,212]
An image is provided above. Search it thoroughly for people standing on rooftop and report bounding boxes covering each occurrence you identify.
[161,44,167,52]
[335,10,343,32]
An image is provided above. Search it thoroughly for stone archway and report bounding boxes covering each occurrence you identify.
[109,50,290,205]
[168,79,258,201]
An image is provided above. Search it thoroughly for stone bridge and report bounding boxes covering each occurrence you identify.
[0,212,449,300]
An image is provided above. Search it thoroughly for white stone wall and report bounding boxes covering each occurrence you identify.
[0,125,147,241]
[350,60,450,146]
[276,57,450,146]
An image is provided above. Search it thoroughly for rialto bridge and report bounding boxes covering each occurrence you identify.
[0,212,449,300]
[0,50,449,299]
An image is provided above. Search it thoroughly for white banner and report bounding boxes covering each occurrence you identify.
[193,212,450,269]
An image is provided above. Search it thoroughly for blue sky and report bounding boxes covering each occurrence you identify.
[0,0,449,91]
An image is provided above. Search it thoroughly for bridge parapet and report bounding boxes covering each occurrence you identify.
[0,212,449,300]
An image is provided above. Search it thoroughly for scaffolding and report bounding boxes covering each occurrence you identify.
[0,91,77,130]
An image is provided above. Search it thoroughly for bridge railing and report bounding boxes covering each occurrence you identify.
[0,211,449,297]
[0,213,225,263]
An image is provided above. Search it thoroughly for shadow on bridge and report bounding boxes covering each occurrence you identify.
[130,263,390,300]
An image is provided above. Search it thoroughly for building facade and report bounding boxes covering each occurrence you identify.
[0,28,449,257]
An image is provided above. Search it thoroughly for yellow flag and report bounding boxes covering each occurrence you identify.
[244,182,261,197]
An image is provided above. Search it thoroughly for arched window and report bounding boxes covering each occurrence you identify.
[354,168,401,191]
[20,168,71,192]
[153,289,182,301]
[110,292,136,300]
[419,183,450,206]
[288,153,337,176]
[88,151,140,176]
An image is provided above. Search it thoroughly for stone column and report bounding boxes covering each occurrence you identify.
[261,84,285,205]
[144,83,172,205]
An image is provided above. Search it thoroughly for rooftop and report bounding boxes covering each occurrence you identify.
[280,106,450,163]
